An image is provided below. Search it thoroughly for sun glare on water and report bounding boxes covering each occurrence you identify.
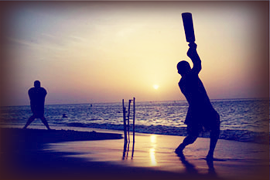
[153,85,159,90]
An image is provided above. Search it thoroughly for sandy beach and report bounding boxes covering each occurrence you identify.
[0,128,268,180]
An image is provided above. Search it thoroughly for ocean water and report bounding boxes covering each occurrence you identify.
[0,99,268,144]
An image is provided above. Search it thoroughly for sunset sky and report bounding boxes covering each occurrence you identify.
[1,1,268,106]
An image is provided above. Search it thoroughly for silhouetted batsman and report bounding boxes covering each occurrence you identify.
[23,80,51,130]
[175,13,220,160]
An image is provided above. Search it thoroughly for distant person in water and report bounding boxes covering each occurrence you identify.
[175,43,220,160]
[23,80,51,130]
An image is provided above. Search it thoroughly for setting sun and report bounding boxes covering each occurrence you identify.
[153,85,159,90]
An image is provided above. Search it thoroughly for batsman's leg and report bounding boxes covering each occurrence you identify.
[207,118,220,159]
[175,124,199,157]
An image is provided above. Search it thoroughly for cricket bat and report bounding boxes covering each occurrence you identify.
[182,12,195,43]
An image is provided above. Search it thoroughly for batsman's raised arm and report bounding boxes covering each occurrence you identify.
[187,42,201,74]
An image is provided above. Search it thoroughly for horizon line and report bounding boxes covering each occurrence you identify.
[1,97,268,107]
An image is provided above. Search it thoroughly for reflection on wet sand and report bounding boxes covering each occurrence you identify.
[149,135,157,166]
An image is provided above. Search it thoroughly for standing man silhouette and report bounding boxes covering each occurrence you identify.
[175,43,220,160]
[23,80,51,130]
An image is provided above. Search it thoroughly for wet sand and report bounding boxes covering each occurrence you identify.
[0,128,268,180]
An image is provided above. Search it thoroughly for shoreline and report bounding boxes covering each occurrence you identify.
[0,127,268,180]
[64,123,269,144]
